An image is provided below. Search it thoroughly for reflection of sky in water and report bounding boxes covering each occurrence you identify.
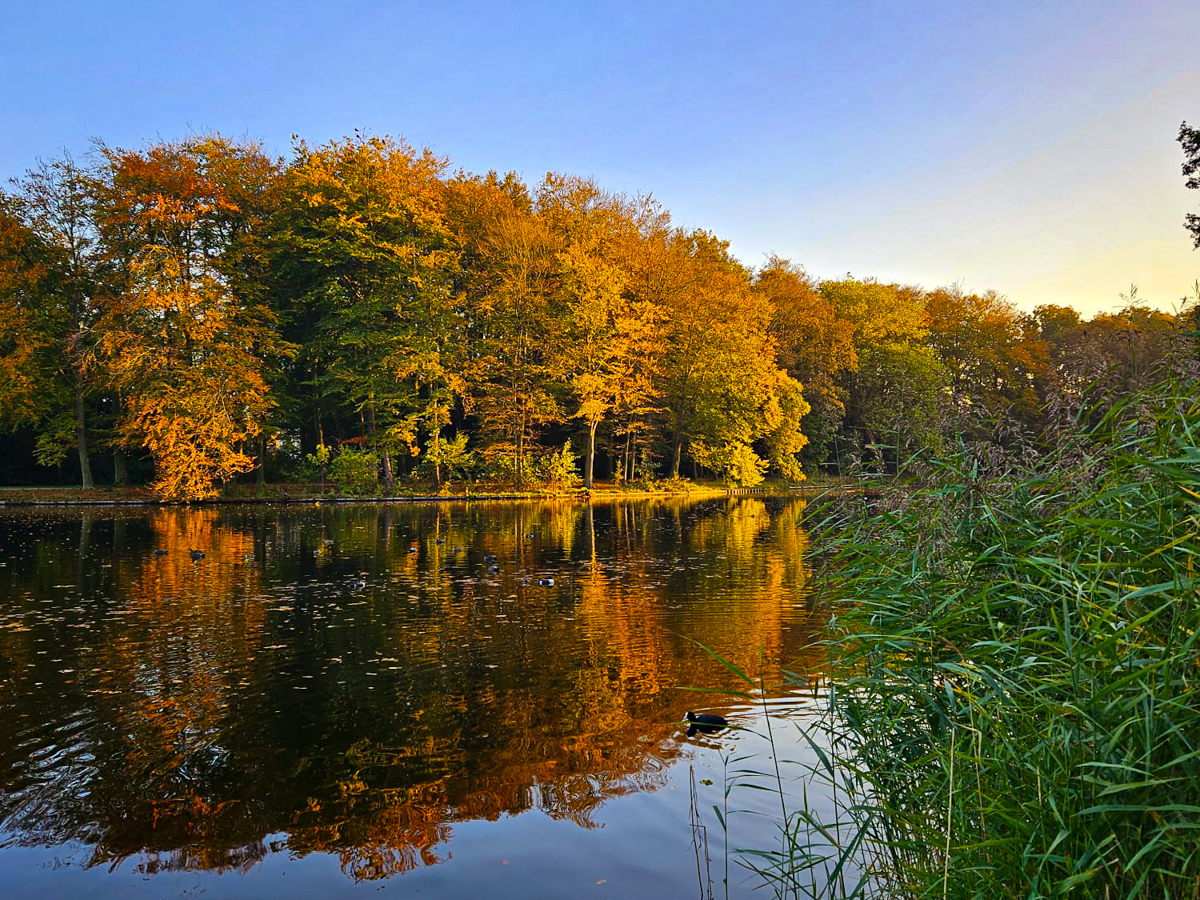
[0,497,836,898]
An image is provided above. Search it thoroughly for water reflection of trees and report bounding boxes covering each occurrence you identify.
[0,497,823,881]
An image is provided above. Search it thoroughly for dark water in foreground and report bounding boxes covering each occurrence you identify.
[0,497,830,898]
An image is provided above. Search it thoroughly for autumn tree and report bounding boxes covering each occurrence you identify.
[4,156,113,487]
[1031,304,1083,359]
[273,135,459,492]
[822,278,948,467]
[755,256,854,465]
[450,175,560,484]
[540,176,665,489]
[92,137,283,500]
[604,196,675,482]
[925,287,1047,435]
[0,193,62,440]
[656,231,806,484]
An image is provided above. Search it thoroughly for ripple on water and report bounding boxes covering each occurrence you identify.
[0,497,831,899]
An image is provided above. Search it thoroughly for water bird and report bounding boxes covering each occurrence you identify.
[483,553,498,563]
[350,579,366,590]
[452,547,462,553]
[685,711,728,736]
[152,549,168,556]
[487,564,500,574]
[435,538,445,545]
[189,549,205,561]
[525,533,535,539]
[408,546,418,554]
[537,577,555,587]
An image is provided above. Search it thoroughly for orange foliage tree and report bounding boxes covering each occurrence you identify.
[93,137,284,500]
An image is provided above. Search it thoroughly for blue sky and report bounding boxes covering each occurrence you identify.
[3,0,1198,314]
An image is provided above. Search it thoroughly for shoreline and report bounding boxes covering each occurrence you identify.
[0,483,857,508]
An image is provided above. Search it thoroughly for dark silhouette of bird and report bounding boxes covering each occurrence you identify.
[685,711,729,736]
[189,549,205,561]
[435,538,445,545]
[153,549,168,557]
[537,577,555,587]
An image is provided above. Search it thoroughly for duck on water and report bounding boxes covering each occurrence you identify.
[685,710,729,736]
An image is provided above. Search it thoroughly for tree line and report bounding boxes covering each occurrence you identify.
[1,129,1198,498]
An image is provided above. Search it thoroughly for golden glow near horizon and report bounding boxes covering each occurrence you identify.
[726,70,1200,317]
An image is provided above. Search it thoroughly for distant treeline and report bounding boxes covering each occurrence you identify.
[1,130,1198,498]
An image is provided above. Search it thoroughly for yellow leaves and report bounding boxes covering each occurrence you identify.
[93,138,279,501]
[820,277,929,353]
[129,389,259,500]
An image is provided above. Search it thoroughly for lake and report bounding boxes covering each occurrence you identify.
[0,496,834,899]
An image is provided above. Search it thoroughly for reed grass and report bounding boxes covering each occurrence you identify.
[702,381,1200,898]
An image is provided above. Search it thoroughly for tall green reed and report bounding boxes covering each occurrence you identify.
[798,382,1200,899]
[694,381,1200,898]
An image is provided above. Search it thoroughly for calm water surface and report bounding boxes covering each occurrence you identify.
[0,497,831,898]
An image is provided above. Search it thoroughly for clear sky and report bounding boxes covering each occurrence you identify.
[3,0,1198,316]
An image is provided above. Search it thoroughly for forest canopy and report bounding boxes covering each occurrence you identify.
[1,131,1197,499]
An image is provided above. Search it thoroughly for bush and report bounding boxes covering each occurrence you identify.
[535,442,582,490]
[294,443,331,484]
[418,432,476,485]
[693,440,768,487]
[327,447,379,496]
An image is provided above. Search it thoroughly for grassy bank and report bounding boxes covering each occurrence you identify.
[775,384,1200,898]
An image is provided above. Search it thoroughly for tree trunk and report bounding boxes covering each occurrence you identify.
[257,435,267,488]
[367,402,393,493]
[585,420,597,490]
[381,448,394,494]
[432,430,443,488]
[671,435,683,479]
[113,448,129,487]
[517,406,527,487]
[75,381,93,490]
